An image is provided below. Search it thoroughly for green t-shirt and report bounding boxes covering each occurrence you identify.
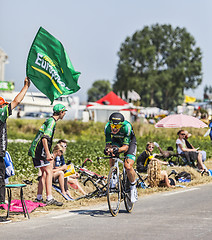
[28,117,56,159]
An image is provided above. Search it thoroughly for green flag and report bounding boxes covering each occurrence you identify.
[26,27,81,104]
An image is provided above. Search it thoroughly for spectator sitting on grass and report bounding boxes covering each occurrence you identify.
[147,159,175,188]
[176,130,206,172]
[56,140,86,196]
[52,144,72,200]
[184,131,208,172]
[136,142,168,173]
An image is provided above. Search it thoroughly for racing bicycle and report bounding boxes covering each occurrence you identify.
[97,155,134,217]
[67,158,107,200]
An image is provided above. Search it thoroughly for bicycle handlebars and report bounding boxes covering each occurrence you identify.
[97,156,125,161]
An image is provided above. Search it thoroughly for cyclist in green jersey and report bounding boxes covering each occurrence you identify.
[104,112,138,203]
[29,104,67,206]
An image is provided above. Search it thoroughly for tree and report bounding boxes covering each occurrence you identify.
[87,80,112,102]
[113,24,202,110]
[204,85,212,100]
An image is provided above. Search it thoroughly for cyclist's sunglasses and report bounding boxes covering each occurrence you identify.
[110,123,122,129]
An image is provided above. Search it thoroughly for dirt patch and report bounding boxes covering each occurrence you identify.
[0,180,108,222]
[1,160,212,222]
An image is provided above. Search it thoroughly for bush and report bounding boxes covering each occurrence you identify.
[6,119,212,179]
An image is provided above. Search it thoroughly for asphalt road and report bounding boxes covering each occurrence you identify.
[1,183,212,240]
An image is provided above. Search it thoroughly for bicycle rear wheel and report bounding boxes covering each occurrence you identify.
[123,172,134,213]
[107,166,121,217]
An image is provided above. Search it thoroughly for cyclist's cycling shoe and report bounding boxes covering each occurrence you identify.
[130,185,138,203]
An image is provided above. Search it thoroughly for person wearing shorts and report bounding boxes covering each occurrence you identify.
[28,104,67,206]
[104,112,138,203]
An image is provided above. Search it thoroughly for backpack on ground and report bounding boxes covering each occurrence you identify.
[175,171,191,182]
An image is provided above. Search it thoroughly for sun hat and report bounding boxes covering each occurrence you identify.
[0,97,9,105]
[53,104,67,113]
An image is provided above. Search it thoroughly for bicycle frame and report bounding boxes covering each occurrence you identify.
[113,157,124,181]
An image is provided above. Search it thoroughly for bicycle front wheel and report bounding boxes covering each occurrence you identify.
[107,166,121,217]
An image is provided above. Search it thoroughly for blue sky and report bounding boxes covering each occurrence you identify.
[0,0,211,103]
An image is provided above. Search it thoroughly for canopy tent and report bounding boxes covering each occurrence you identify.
[86,91,131,122]
[95,91,128,106]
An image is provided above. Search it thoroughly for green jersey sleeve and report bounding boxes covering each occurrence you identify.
[104,122,112,144]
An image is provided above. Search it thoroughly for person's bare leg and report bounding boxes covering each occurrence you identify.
[57,171,67,195]
[125,158,138,203]
[197,152,204,170]
[64,178,73,198]
[37,168,45,195]
[124,158,136,183]
[65,190,73,198]
[161,170,172,188]
[45,164,53,197]
[68,178,86,195]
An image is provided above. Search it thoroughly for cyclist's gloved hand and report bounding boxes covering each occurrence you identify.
[104,148,109,156]
[112,146,119,157]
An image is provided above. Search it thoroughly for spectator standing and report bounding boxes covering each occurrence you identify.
[0,77,30,204]
[17,107,21,118]
[28,104,67,206]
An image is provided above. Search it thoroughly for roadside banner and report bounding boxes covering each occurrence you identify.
[26,27,81,104]
[0,81,14,91]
